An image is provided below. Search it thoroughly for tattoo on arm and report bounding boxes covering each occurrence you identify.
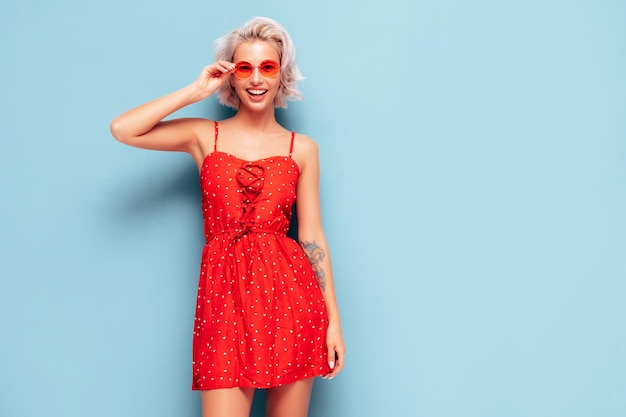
[300,240,327,292]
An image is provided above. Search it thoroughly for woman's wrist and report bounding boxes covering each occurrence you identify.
[183,83,213,103]
[326,312,341,327]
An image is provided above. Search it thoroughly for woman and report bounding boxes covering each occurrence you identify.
[110,17,345,417]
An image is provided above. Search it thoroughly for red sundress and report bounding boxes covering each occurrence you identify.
[192,121,330,390]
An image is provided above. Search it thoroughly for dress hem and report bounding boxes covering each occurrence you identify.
[191,368,328,391]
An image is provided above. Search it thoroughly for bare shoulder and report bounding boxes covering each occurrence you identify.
[294,133,318,153]
[292,133,319,172]
[161,117,216,165]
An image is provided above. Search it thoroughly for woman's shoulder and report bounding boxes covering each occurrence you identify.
[291,132,320,173]
[293,132,318,155]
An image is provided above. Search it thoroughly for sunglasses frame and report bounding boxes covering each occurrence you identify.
[233,60,281,79]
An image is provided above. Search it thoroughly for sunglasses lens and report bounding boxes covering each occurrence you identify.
[234,62,253,79]
[259,60,279,77]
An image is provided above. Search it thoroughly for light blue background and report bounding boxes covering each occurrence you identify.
[1,1,625,416]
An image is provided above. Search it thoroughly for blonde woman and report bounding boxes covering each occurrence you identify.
[110,17,345,417]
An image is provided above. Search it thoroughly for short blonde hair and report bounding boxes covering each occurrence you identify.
[214,17,303,109]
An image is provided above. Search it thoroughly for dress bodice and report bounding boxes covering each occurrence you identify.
[200,152,299,242]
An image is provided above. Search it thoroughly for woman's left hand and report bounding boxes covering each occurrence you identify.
[324,323,346,379]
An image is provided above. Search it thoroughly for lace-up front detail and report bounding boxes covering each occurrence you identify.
[234,163,265,239]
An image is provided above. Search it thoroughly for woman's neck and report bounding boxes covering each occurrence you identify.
[231,106,280,133]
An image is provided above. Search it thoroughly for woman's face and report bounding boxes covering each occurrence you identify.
[231,40,281,112]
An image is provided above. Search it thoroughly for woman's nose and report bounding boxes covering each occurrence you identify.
[250,67,262,83]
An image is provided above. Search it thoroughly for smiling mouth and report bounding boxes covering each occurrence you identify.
[246,89,268,96]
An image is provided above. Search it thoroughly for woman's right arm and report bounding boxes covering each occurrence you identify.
[109,61,235,154]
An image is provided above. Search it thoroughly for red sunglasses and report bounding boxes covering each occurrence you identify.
[233,60,280,79]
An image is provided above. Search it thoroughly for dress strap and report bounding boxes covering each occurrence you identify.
[288,132,295,157]
[214,121,219,152]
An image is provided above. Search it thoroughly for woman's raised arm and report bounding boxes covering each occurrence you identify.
[109,61,235,153]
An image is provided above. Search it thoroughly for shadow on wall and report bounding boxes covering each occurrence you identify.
[112,161,200,216]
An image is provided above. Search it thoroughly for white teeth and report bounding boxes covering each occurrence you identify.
[247,89,267,96]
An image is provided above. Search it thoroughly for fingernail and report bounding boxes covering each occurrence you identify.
[329,361,335,369]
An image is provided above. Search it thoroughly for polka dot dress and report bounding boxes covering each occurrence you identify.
[192,122,330,390]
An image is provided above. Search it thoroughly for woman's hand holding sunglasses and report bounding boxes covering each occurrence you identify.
[193,60,236,97]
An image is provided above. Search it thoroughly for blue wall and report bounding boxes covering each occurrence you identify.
[1,1,625,416]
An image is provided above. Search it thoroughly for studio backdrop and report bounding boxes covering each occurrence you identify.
[1,1,625,416]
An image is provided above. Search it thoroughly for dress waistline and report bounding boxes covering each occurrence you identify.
[206,228,286,244]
